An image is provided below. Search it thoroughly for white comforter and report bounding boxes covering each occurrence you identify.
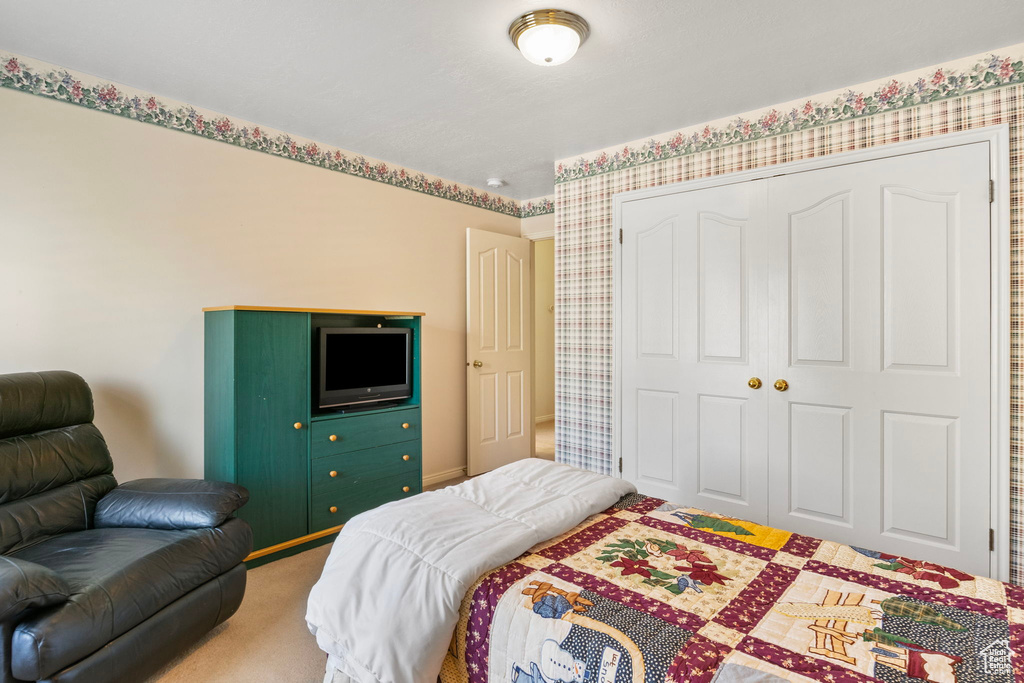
[305,458,635,683]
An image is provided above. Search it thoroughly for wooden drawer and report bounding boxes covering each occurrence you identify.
[310,408,420,458]
[311,442,421,498]
[310,472,421,531]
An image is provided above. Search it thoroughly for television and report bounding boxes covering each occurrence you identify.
[317,327,413,409]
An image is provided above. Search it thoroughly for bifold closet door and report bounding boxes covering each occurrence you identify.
[766,143,991,575]
[620,182,770,522]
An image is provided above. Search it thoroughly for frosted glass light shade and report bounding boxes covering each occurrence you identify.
[516,24,581,66]
[508,9,590,67]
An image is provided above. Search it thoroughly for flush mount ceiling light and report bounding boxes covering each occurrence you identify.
[508,9,590,67]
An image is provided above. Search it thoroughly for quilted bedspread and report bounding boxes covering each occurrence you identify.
[440,494,1021,683]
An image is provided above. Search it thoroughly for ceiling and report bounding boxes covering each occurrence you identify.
[2,1,1023,199]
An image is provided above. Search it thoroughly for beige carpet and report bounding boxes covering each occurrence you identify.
[150,543,331,683]
[535,418,555,460]
[152,466,617,680]
[151,475,468,682]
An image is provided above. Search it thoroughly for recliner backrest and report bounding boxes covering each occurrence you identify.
[0,371,116,554]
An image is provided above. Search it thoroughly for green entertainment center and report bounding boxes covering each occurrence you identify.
[203,306,424,564]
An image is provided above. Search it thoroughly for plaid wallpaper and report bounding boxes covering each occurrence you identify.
[554,83,1024,582]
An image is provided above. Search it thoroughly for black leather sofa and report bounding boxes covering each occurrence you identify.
[0,371,253,682]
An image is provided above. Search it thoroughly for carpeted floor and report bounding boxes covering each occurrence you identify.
[150,543,332,682]
[149,467,563,681]
[535,418,555,460]
[150,475,467,682]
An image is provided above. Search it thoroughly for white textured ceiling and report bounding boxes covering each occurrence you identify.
[2,1,1023,199]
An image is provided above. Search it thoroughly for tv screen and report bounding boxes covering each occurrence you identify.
[318,327,412,409]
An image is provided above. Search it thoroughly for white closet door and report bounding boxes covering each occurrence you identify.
[766,143,991,574]
[620,182,770,522]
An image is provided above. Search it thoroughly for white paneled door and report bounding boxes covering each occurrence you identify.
[466,228,532,476]
[620,182,770,522]
[766,143,991,574]
[617,141,995,575]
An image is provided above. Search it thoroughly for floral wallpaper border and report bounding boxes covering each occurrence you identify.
[555,49,1024,184]
[0,51,553,219]
[519,195,555,219]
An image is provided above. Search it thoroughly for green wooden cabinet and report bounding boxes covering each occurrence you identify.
[204,306,423,562]
[310,441,421,498]
[309,407,421,457]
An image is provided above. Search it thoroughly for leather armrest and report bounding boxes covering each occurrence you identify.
[94,478,249,530]
[0,556,70,623]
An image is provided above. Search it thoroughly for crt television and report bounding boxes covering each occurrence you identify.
[317,327,412,409]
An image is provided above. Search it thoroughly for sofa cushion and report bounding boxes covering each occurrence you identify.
[0,556,70,623]
[0,371,94,440]
[0,475,117,555]
[95,478,250,530]
[0,370,115,553]
[7,518,252,680]
[0,424,113,505]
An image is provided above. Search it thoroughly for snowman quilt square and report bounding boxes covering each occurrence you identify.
[439,495,1022,683]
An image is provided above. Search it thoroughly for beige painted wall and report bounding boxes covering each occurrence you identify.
[521,213,554,239]
[0,88,522,483]
[533,239,555,421]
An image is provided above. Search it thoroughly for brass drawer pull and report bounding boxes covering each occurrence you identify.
[329,434,338,442]
[293,422,303,430]
[402,423,410,429]
[402,455,410,461]
[329,470,338,478]
[329,506,338,514]
[402,486,411,493]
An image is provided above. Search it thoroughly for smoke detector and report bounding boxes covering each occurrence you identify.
[486,178,507,189]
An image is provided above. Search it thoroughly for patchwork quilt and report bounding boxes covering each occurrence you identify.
[439,494,1021,683]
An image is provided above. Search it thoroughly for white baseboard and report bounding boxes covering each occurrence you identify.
[535,414,555,423]
[422,466,467,487]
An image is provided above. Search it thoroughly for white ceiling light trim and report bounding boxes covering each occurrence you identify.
[508,9,589,66]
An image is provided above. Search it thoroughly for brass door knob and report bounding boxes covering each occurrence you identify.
[329,434,338,442]
[747,377,762,389]
[402,486,411,493]
[293,422,303,430]
[329,506,338,513]
[329,470,338,478]
[402,423,410,429]
[472,360,483,368]
[774,379,789,392]
[402,455,411,461]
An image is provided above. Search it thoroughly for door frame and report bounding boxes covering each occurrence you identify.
[527,236,556,459]
[612,125,1011,581]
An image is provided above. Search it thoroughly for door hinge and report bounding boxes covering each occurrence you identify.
[619,228,623,244]
[618,457,623,473]
[990,528,996,551]
[990,179,995,204]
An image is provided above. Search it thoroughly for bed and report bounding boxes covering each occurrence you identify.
[307,460,1019,683]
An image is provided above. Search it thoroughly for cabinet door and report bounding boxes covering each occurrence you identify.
[234,311,310,550]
